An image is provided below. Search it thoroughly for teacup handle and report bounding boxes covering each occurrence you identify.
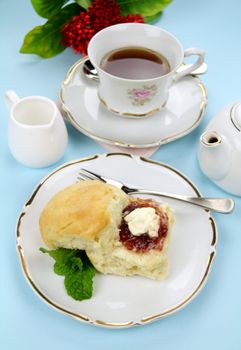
[5,90,20,110]
[174,48,205,81]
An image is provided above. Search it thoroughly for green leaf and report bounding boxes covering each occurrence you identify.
[20,3,81,58]
[40,247,96,300]
[117,0,172,17]
[31,0,69,19]
[74,0,92,9]
[144,11,163,23]
[64,267,95,300]
[53,262,71,276]
[40,247,77,263]
[54,256,83,275]
[40,247,84,275]
[70,256,83,271]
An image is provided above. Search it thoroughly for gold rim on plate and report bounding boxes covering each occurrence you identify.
[16,153,217,328]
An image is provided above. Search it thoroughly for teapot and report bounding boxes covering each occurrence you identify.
[198,101,241,196]
[5,90,68,168]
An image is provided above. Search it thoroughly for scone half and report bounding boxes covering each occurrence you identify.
[39,180,129,251]
[87,198,175,280]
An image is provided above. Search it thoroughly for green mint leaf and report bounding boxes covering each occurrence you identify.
[64,266,95,300]
[74,0,92,9]
[53,261,72,276]
[31,0,69,19]
[40,247,83,275]
[64,252,95,300]
[40,247,77,264]
[116,0,172,17]
[40,248,96,300]
[20,3,81,58]
[69,256,83,272]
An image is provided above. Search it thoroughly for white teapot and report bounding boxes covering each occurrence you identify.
[198,101,241,196]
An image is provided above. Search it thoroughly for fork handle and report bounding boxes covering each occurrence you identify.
[129,190,234,214]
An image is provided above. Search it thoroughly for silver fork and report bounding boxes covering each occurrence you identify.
[77,169,234,214]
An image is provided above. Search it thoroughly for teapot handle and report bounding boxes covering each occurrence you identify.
[5,90,20,110]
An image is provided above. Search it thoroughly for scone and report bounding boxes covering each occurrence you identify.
[39,180,175,280]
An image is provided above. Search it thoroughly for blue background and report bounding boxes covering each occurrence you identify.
[1,0,241,349]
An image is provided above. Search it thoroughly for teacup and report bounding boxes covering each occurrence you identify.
[5,90,68,168]
[88,23,205,118]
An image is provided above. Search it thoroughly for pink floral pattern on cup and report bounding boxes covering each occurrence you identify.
[128,85,158,106]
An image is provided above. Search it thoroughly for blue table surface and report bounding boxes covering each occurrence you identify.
[1,0,241,349]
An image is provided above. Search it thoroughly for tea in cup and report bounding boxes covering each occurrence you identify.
[88,23,205,117]
[5,90,68,168]
[100,47,171,80]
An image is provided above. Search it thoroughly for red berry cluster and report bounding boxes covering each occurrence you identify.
[61,0,144,55]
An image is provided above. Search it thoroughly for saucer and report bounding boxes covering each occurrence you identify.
[60,58,207,148]
[16,153,216,328]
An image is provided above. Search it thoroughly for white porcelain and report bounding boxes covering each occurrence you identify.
[16,153,216,328]
[88,23,205,117]
[60,58,207,148]
[5,90,68,168]
[198,101,241,196]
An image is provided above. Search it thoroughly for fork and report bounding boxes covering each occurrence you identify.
[77,169,234,214]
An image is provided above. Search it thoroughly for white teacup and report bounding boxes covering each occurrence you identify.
[5,90,68,168]
[88,23,205,118]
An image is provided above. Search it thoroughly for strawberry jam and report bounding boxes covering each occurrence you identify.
[119,199,168,253]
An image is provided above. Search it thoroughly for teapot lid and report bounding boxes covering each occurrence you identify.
[231,102,241,131]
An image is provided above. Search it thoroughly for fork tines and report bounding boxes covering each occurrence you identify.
[77,168,103,183]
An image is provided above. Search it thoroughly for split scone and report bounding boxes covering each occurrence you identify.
[39,180,175,280]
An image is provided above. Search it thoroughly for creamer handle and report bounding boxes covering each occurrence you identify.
[5,90,20,110]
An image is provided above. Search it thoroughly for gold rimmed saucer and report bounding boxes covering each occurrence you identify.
[60,58,207,148]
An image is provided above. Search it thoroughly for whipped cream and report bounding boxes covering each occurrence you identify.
[124,207,160,238]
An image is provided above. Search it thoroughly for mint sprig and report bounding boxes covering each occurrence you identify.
[40,247,96,301]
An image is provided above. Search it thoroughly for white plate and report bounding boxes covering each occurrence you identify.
[60,58,207,148]
[16,153,216,328]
